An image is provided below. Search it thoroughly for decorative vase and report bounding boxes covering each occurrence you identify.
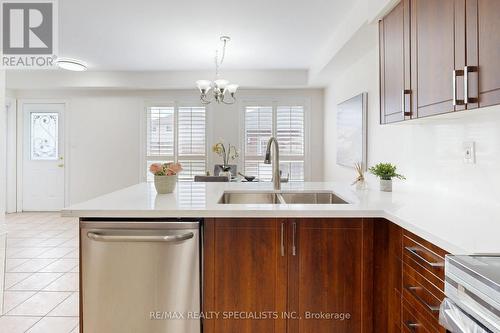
[218,165,232,180]
[380,179,392,192]
[355,180,368,191]
[154,175,177,194]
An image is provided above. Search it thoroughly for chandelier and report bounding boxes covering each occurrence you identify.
[196,36,239,104]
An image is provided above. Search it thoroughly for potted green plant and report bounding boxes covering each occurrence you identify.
[368,163,405,192]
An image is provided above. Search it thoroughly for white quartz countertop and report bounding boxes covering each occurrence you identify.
[62,181,500,255]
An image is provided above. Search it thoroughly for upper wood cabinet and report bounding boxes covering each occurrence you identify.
[379,0,500,123]
[379,0,411,124]
[411,0,465,117]
[470,0,500,108]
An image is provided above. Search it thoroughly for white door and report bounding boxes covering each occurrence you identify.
[22,103,65,211]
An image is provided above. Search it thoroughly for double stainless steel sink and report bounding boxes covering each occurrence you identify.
[218,191,348,205]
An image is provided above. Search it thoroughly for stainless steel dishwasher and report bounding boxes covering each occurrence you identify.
[80,219,201,333]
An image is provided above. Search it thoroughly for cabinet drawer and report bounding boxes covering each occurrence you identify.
[402,301,445,333]
[403,263,444,322]
[403,234,446,285]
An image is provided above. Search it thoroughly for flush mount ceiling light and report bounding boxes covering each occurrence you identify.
[55,58,88,71]
[196,36,239,105]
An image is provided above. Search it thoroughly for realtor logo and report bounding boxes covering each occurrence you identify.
[1,0,58,68]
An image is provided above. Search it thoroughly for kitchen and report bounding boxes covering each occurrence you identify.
[0,0,499,332]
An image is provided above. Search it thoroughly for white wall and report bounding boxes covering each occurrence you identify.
[11,88,323,205]
[0,70,6,216]
[323,23,500,204]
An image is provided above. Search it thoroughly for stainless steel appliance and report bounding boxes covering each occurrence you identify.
[81,219,201,333]
[440,255,500,333]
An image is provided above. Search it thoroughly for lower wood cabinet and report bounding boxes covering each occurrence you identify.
[203,218,448,333]
[203,218,374,333]
[203,218,287,333]
[287,218,373,333]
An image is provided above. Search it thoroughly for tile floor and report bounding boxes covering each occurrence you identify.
[1,212,79,333]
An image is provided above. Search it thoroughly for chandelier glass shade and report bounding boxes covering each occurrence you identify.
[196,36,239,104]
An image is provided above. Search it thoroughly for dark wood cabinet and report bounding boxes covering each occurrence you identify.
[203,218,287,333]
[468,0,500,108]
[287,218,373,333]
[411,0,465,117]
[373,220,402,333]
[204,218,373,333]
[379,0,411,123]
[380,0,500,123]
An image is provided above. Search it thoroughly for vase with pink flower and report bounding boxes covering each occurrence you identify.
[149,162,183,194]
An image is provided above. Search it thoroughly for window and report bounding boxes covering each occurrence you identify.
[146,105,206,181]
[31,112,59,160]
[244,104,306,181]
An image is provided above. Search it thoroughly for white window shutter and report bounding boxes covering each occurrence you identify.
[244,106,273,156]
[178,107,206,156]
[277,106,304,156]
[244,104,305,182]
[146,105,207,182]
[147,107,175,157]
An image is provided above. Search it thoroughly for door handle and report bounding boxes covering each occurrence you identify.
[453,69,465,106]
[405,246,444,267]
[292,221,297,256]
[464,65,478,104]
[280,222,285,257]
[404,321,419,331]
[87,231,194,242]
[404,286,440,312]
[401,89,411,117]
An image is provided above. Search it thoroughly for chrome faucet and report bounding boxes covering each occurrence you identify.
[264,137,281,191]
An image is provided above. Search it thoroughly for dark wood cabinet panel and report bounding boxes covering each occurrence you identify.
[373,220,402,333]
[411,0,461,117]
[380,0,500,122]
[470,0,500,107]
[402,300,446,333]
[203,218,287,333]
[204,217,450,333]
[288,218,373,333]
[379,0,411,123]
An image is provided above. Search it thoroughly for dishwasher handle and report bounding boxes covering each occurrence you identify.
[87,231,194,243]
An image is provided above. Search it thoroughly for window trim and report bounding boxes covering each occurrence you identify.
[141,100,209,181]
[239,97,311,181]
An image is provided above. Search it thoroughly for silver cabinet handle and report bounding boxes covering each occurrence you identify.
[453,69,465,106]
[404,321,419,331]
[405,246,444,267]
[87,231,194,242]
[401,89,411,117]
[280,222,285,257]
[292,221,297,256]
[464,65,478,104]
[405,286,440,312]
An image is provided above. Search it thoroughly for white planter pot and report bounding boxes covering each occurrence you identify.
[154,175,177,194]
[379,179,393,192]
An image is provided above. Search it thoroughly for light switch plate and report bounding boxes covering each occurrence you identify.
[463,141,476,164]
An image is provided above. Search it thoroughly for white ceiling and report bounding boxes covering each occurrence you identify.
[58,0,356,71]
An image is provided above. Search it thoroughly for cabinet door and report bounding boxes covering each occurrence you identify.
[203,218,287,333]
[379,0,411,124]
[373,220,402,333]
[466,0,500,108]
[411,0,466,117]
[288,219,373,333]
